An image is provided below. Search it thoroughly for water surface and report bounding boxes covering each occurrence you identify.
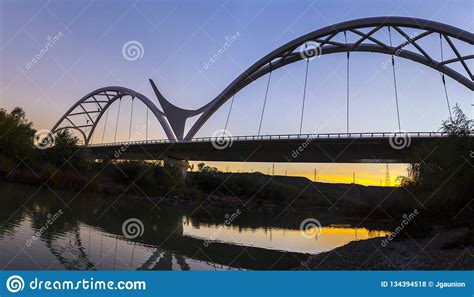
[0,182,389,270]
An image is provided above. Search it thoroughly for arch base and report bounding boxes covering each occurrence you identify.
[163,156,189,179]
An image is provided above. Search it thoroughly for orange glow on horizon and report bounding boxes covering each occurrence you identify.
[189,161,408,187]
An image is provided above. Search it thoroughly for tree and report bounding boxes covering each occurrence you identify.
[197,162,205,172]
[0,107,35,160]
[402,105,473,217]
[441,104,472,136]
[197,162,218,173]
[43,129,86,170]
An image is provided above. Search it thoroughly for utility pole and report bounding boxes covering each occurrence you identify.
[353,172,355,184]
[314,169,317,182]
[385,164,390,186]
[285,170,287,176]
[272,163,275,176]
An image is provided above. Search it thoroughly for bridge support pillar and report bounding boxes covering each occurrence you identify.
[163,156,189,179]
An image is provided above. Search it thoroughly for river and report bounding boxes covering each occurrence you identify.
[0,182,390,270]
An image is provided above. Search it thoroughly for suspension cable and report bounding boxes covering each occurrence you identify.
[90,107,103,144]
[258,62,272,136]
[388,27,402,131]
[146,107,149,141]
[101,107,109,143]
[114,98,122,142]
[82,113,90,141]
[224,95,235,133]
[344,31,350,133]
[439,33,453,120]
[129,97,134,141]
[300,45,310,134]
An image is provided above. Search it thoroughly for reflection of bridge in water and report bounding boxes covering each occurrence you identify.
[48,17,472,167]
[75,214,308,270]
[53,207,391,270]
[19,193,308,270]
[0,183,392,270]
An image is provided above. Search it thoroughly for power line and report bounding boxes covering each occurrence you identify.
[385,164,391,187]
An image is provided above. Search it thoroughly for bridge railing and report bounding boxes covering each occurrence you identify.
[87,131,456,147]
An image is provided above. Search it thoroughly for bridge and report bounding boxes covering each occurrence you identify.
[86,132,447,163]
[48,17,473,167]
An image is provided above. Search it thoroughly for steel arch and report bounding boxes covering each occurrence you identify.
[53,17,473,144]
[51,86,174,145]
[172,16,473,140]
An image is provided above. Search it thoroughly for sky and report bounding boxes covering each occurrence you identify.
[0,0,472,186]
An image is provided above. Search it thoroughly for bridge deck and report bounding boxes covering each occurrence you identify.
[86,132,448,163]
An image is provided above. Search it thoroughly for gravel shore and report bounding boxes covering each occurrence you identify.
[298,228,473,270]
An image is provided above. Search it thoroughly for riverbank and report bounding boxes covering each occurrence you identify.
[298,227,473,270]
[1,162,407,218]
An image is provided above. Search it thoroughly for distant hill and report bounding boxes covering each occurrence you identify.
[189,171,404,217]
